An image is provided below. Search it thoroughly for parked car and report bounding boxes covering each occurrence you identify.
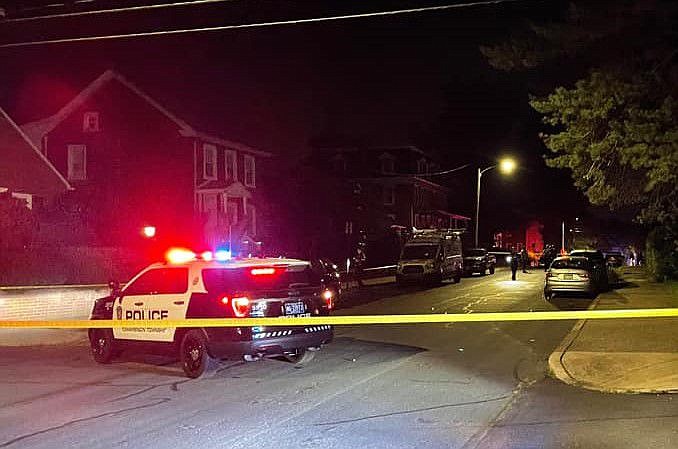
[463,248,496,276]
[396,229,463,285]
[544,256,596,300]
[604,251,624,268]
[569,249,610,291]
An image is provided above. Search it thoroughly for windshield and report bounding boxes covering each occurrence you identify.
[551,258,589,270]
[465,249,486,257]
[202,266,320,292]
[401,245,438,260]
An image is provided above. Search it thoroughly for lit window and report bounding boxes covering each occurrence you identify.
[203,144,217,180]
[244,155,256,187]
[225,149,237,181]
[67,144,87,181]
[83,112,100,132]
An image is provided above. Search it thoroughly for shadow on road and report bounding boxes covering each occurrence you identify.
[547,296,595,311]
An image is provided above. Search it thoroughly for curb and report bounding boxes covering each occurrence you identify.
[547,294,678,394]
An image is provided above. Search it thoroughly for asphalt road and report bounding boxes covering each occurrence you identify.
[1,268,677,449]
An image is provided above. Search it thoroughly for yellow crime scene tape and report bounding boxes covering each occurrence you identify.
[2,308,678,329]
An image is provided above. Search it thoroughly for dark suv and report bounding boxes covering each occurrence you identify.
[463,248,496,276]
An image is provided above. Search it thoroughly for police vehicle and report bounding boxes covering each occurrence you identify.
[88,249,334,378]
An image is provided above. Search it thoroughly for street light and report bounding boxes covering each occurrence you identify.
[475,157,516,248]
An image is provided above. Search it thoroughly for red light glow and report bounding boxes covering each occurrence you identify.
[166,248,196,264]
[250,267,276,276]
[220,296,229,305]
[323,289,334,309]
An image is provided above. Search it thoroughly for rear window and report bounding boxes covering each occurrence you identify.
[551,258,589,269]
[465,249,486,257]
[202,265,321,293]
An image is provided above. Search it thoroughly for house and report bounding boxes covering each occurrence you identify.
[20,70,271,250]
[311,145,470,264]
[320,145,470,231]
[0,107,71,208]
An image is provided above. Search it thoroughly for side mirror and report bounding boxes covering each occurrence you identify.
[108,280,121,297]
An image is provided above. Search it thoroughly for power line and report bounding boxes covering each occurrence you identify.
[2,0,238,23]
[0,0,531,48]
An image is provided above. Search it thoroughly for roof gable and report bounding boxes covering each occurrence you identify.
[0,107,71,196]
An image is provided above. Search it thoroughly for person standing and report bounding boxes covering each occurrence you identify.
[520,248,529,273]
[510,251,519,281]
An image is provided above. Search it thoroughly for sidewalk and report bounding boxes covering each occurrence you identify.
[549,267,678,393]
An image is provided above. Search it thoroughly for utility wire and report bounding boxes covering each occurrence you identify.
[0,0,531,48]
[3,0,239,23]
[393,163,471,178]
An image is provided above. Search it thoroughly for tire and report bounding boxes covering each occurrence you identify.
[283,348,317,367]
[482,268,487,276]
[179,329,215,378]
[453,271,461,284]
[89,328,116,364]
[544,289,553,301]
[489,266,495,275]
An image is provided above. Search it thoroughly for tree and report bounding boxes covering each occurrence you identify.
[481,0,678,279]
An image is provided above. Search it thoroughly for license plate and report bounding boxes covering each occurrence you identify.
[563,274,573,280]
[284,301,306,316]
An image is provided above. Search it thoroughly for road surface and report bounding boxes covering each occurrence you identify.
[1,268,676,448]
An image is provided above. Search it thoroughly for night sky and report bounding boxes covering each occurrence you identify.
[0,0,593,244]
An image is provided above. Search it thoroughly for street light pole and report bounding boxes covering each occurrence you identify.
[474,158,517,248]
[474,165,495,248]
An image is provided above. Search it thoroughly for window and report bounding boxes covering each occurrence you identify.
[225,149,237,181]
[383,185,395,205]
[123,268,188,295]
[247,204,256,235]
[203,144,217,179]
[381,157,395,174]
[244,154,256,187]
[67,144,87,181]
[332,155,346,173]
[202,266,320,293]
[83,112,100,132]
[11,192,33,210]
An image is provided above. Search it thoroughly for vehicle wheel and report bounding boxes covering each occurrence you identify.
[489,266,495,275]
[179,329,215,378]
[482,268,487,276]
[544,290,553,301]
[453,271,461,284]
[283,348,317,367]
[89,328,116,364]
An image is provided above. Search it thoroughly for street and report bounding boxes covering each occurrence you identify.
[1,268,676,449]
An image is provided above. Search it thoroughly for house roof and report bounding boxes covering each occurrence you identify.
[20,70,271,157]
[0,107,72,198]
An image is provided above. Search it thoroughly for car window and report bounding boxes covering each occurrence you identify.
[202,265,321,293]
[123,268,189,295]
[465,249,486,257]
[551,258,589,270]
[402,245,438,259]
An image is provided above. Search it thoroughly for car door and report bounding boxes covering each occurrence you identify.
[113,267,190,342]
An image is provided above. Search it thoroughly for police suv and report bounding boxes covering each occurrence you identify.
[88,249,334,378]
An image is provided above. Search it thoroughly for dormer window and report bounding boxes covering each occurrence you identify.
[83,112,100,132]
[379,153,395,174]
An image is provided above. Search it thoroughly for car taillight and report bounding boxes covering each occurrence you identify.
[219,295,250,317]
[322,289,334,309]
[231,296,250,317]
[251,267,276,275]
